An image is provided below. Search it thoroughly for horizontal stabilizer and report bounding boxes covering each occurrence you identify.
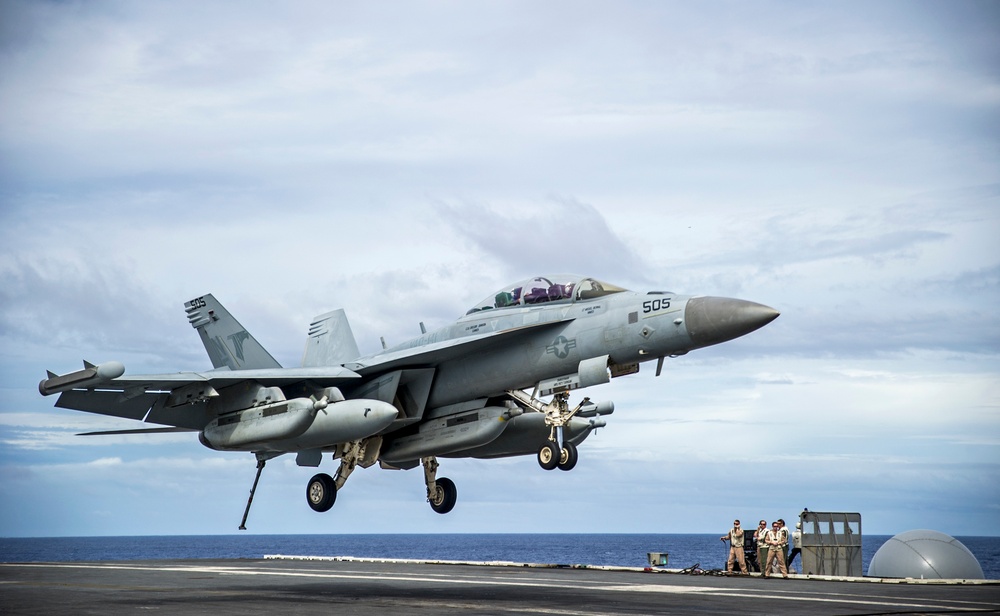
[56,389,158,422]
[53,366,363,430]
[302,309,360,367]
[78,427,197,436]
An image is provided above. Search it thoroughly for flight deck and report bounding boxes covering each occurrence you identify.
[2,556,997,615]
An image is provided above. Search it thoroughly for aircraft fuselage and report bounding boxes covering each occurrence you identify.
[371,291,776,410]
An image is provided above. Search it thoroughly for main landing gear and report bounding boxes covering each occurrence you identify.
[302,444,458,516]
[307,473,336,512]
[304,437,378,513]
[239,442,460,526]
[422,456,457,514]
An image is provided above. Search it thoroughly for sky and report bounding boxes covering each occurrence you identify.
[0,0,998,538]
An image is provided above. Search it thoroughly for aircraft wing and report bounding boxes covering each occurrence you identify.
[50,366,361,430]
[46,315,573,429]
[346,316,574,375]
[72,366,363,392]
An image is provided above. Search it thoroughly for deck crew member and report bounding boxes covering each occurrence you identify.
[787,522,803,570]
[753,520,768,572]
[777,519,790,567]
[720,519,748,574]
[764,521,789,578]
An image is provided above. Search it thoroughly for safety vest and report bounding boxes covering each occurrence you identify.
[729,528,744,548]
[754,526,767,546]
[765,529,779,547]
[777,527,789,547]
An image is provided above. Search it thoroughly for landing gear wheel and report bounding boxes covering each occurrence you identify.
[429,477,457,514]
[557,441,578,471]
[538,440,560,471]
[306,473,337,512]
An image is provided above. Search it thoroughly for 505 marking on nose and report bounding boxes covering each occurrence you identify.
[642,299,671,313]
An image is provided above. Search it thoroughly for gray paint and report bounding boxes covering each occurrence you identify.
[41,274,778,517]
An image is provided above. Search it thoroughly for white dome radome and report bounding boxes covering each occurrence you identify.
[868,530,984,579]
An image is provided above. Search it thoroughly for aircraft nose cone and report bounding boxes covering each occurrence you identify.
[684,297,779,348]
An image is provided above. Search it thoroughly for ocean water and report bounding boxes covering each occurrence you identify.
[1,534,998,579]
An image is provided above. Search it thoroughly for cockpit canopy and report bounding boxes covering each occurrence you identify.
[466,275,627,314]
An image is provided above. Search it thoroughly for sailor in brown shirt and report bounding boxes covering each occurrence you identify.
[720,519,749,574]
[763,521,789,578]
[753,519,768,572]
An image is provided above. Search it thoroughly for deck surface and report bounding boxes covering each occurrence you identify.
[2,557,998,615]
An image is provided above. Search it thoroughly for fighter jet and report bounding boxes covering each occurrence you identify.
[40,275,778,528]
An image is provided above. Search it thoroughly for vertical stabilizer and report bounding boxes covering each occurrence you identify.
[302,309,361,367]
[184,295,282,370]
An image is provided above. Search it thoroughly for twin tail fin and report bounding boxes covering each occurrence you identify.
[185,294,282,370]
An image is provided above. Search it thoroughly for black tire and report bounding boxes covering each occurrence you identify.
[537,440,559,471]
[306,473,337,512]
[429,477,457,514]
[557,441,578,471]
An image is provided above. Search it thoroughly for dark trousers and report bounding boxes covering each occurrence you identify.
[787,547,801,567]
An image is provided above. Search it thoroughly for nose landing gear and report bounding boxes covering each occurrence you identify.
[557,440,578,471]
[537,439,579,471]
[507,389,591,472]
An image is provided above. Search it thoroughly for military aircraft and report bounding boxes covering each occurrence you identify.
[40,275,778,528]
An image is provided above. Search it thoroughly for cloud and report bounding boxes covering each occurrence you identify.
[0,253,202,376]
[0,421,194,453]
[440,196,648,282]
[1,0,998,537]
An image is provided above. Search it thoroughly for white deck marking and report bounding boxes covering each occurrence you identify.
[3,562,996,613]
